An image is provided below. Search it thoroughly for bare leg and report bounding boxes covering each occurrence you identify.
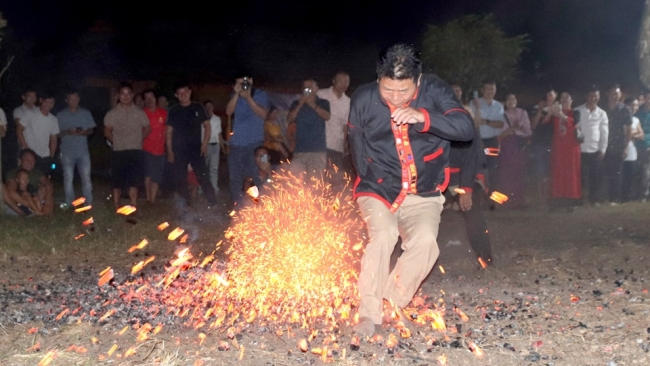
[128,187,138,207]
[145,177,153,202]
[150,182,159,203]
[113,188,122,209]
[42,180,55,216]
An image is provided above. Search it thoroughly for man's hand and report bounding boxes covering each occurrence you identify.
[391,107,424,125]
[200,144,208,156]
[240,89,252,100]
[472,98,480,109]
[459,192,472,211]
[233,81,243,94]
[167,152,175,164]
[305,93,317,108]
[598,151,605,160]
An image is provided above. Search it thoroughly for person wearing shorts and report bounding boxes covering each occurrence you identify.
[104,82,151,209]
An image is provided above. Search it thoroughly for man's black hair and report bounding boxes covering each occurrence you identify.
[333,71,349,79]
[586,85,600,94]
[254,146,269,155]
[608,83,621,91]
[203,99,214,106]
[118,81,134,92]
[65,88,79,97]
[16,168,30,177]
[142,88,156,98]
[624,96,638,104]
[39,91,55,100]
[23,87,36,95]
[19,148,37,160]
[376,44,422,80]
[173,80,191,92]
[481,80,497,87]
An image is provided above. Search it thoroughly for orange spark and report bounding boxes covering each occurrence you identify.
[437,354,447,365]
[239,345,245,360]
[55,308,69,321]
[71,197,86,207]
[439,265,445,274]
[489,191,509,204]
[570,295,580,303]
[82,217,94,226]
[468,341,484,358]
[98,267,114,287]
[179,234,188,244]
[453,307,470,322]
[478,256,488,268]
[167,227,185,241]
[28,327,38,334]
[107,344,118,356]
[116,205,137,215]
[431,311,447,331]
[157,222,170,231]
[26,342,41,352]
[298,339,309,352]
[99,309,116,322]
[118,326,128,335]
[37,350,56,365]
[74,233,85,240]
[484,147,500,156]
[74,205,92,213]
[453,188,466,194]
[128,239,149,253]
[352,242,363,251]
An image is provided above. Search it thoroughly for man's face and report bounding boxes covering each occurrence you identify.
[608,88,621,105]
[482,83,497,100]
[16,172,29,190]
[20,153,36,171]
[546,90,558,104]
[205,102,214,115]
[303,80,318,94]
[378,77,417,108]
[40,98,55,114]
[157,95,169,109]
[451,85,462,101]
[144,92,157,109]
[505,94,517,109]
[255,148,270,169]
[560,92,572,108]
[118,87,134,105]
[175,87,192,104]
[333,74,350,94]
[23,92,37,106]
[66,93,80,110]
[628,99,640,115]
[586,91,600,106]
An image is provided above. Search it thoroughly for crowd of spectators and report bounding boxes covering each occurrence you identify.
[3,71,650,217]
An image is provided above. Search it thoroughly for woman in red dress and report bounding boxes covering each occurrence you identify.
[549,92,582,208]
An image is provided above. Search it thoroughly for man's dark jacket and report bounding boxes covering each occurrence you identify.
[348,74,474,209]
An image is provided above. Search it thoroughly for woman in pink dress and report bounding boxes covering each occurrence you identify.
[549,92,582,208]
[497,93,532,208]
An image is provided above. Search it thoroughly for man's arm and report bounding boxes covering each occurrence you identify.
[104,126,114,143]
[598,113,609,158]
[2,184,24,216]
[201,120,211,156]
[310,99,330,121]
[226,93,238,117]
[242,90,268,120]
[49,134,58,158]
[16,121,28,149]
[286,101,302,123]
[347,93,368,177]
[166,125,174,163]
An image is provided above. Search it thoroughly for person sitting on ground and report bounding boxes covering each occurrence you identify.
[9,169,44,216]
[242,146,274,206]
[4,149,54,216]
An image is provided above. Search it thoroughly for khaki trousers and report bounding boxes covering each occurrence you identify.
[356,194,445,324]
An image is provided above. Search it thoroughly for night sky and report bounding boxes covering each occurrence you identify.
[0,0,647,104]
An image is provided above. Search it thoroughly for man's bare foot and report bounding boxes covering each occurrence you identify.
[353,316,378,337]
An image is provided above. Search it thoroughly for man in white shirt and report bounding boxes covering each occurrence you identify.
[575,86,609,204]
[316,72,351,175]
[16,92,60,175]
[202,100,223,193]
[470,80,505,190]
[12,88,38,127]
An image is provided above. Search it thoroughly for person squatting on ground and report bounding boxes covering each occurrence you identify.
[349,44,474,336]
[165,81,217,208]
[3,149,54,216]
[104,82,151,209]
[57,89,96,207]
[142,89,168,204]
[225,75,269,205]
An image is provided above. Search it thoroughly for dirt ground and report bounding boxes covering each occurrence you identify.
[1,199,650,365]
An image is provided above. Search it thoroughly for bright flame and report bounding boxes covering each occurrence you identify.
[98,267,114,287]
[478,256,488,268]
[158,222,170,231]
[489,191,508,204]
[128,239,149,253]
[484,147,500,156]
[439,265,445,274]
[74,206,92,213]
[37,350,56,365]
[71,197,86,207]
[453,188,466,194]
[74,234,85,240]
[82,217,94,226]
[168,227,185,241]
[116,205,137,215]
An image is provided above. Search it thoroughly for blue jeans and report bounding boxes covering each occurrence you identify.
[61,151,93,205]
[228,142,262,204]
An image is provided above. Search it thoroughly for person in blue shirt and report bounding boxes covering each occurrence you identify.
[225,76,270,205]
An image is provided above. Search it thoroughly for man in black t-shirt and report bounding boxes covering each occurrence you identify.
[165,82,217,207]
